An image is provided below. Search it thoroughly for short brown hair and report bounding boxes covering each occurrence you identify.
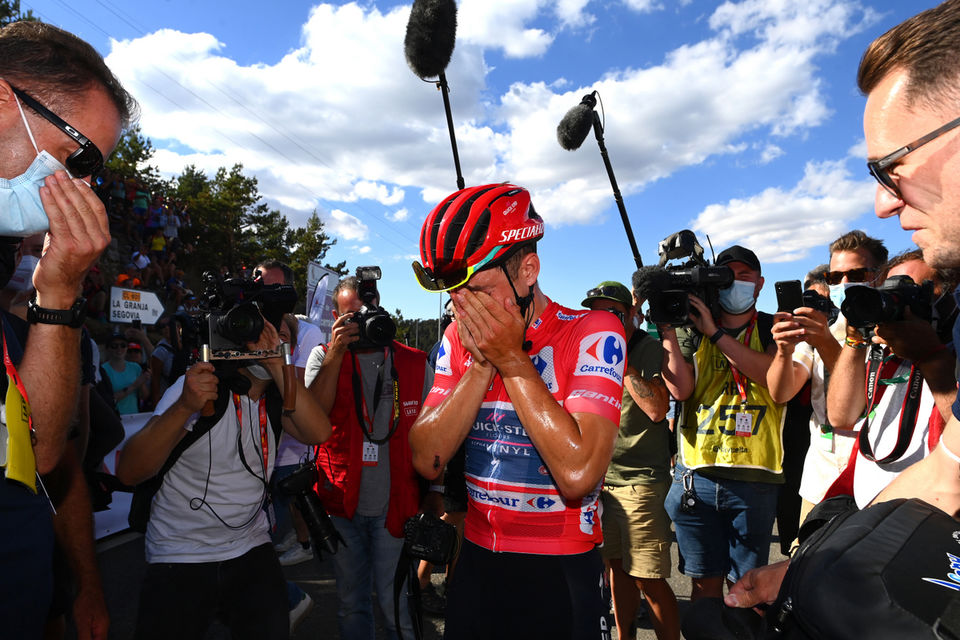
[877,249,960,295]
[858,0,960,109]
[829,230,888,268]
[0,21,137,126]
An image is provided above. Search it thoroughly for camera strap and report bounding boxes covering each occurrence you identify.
[351,347,400,445]
[859,345,923,464]
[233,392,270,482]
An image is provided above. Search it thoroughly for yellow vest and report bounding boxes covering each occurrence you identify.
[678,320,785,474]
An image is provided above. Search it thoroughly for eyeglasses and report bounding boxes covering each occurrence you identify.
[10,85,105,177]
[823,268,873,285]
[867,114,960,199]
[586,286,628,302]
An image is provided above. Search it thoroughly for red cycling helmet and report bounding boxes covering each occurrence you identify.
[413,183,544,292]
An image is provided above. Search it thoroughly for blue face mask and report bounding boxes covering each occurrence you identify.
[0,93,71,237]
[828,282,858,309]
[719,280,757,314]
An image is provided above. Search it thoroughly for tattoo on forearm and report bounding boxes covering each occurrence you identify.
[433,455,441,470]
[630,377,655,399]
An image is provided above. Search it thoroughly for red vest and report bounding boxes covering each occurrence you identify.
[314,341,426,537]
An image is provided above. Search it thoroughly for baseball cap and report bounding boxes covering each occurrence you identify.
[715,245,761,273]
[127,342,142,351]
[581,281,632,308]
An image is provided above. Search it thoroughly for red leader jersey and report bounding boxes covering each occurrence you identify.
[425,299,626,555]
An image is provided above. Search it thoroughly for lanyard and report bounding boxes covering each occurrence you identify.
[727,313,757,406]
[2,331,33,443]
[233,392,269,475]
[351,347,400,445]
[858,344,924,464]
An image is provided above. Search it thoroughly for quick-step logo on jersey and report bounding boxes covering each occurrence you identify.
[434,335,452,376]
[574,331,625,384]
[530,346,558,393]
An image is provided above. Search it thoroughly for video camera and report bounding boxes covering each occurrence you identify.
[199,270,298,352]
[349,266,396,350]
[841,275,934,330]
[641,230,734,326]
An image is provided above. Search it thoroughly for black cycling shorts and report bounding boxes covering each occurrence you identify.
[444,540,611,640]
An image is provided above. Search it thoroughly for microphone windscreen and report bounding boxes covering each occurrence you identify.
[632,266,673,301]
[404,0,458,80]
[556,102,595,151]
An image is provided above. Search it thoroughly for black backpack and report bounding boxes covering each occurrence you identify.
[127,381,284,533]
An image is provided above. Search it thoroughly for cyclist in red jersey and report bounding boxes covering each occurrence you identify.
[410,184,625,640]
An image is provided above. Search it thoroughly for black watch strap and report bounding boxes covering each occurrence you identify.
[708,329,725,344]
[27,297,87,328]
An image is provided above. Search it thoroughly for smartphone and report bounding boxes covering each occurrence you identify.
[775,280,804,313]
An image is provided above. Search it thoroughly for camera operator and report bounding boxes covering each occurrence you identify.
[583,281,679,640]
[823,250,957,507]
[767,231,888,527]
[660,245,783,602]
[409,184,625,640]
[115,320,331,640]
[305,271,432,640]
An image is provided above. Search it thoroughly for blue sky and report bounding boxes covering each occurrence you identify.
[27,0,937,320]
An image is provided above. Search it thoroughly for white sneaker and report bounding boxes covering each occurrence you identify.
[273,530,297,554]
[289,589,313,634]
[279,544,314,566]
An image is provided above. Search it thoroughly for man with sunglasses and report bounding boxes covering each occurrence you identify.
[767,230,888,528]
[726,0,960,613]
[582,281,679,640]
[409,184,626,639]
[0,21,136,639]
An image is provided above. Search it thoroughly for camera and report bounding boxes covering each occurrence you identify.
[199,271,298,351]
[403,512,459,565]
[841,275,935,329]
[277,461,345,558]
[349,266,396,350]
[644,230,734,326]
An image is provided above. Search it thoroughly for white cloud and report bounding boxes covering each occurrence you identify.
[689,159,876,263]
[105,0,878,247]
[351,245,373,254]
[760,144,784,164]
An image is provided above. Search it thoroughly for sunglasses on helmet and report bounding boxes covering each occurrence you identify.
[11,86,105,178]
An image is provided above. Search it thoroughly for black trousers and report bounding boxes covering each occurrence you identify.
[134,542,288,640]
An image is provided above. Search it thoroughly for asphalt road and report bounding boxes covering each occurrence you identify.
[91,529,788,639]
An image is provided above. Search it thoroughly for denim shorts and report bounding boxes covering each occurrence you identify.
[664,464,778,582]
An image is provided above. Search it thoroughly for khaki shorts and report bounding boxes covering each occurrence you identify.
[600,481,672,579]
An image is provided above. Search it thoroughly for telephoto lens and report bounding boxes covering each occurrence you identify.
[277,462,346,558]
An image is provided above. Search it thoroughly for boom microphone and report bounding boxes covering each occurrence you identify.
[404,0,458,80]
[557,92,598,151]
[632,266,672,303]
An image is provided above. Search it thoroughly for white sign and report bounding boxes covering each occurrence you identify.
[306,262,338,343]
[109,287,164,324]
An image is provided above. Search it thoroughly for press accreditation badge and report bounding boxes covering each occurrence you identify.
[735,411,753,437]
[362,441,379,466]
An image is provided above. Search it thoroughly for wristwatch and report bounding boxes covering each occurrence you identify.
[27,297,87,328]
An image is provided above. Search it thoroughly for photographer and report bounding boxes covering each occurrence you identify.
[115,320,331,640]
[660,245,783,602]
[305,271,432,640]
[767,231,888,526]
[824,250,957,507]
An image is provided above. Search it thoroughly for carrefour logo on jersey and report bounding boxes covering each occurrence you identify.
[434,335,452,376]
[574,332,625,384]
[529,346,557,392]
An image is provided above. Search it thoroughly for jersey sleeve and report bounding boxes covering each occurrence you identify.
[424,323,462,408]
[563,311,627,424]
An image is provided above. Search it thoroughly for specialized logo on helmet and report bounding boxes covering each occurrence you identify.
[574,331,625,384]
[499,221,544,244]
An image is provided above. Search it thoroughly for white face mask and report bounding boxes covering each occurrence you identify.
[245,364,273,380]
[718,280,757,314]
[0,94,71,237]
[829,282,859,309]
